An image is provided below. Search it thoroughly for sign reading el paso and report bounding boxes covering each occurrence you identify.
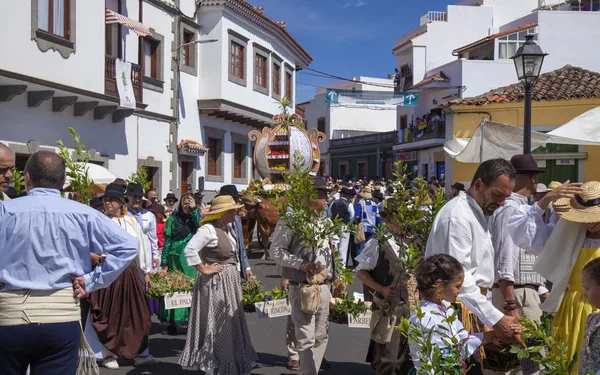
[325,89,418,106]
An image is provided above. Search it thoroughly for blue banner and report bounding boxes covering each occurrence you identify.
[325,89,418,106]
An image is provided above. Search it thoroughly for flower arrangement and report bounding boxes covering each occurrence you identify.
[241,278,289,311]
[329,293,371,324]
[269,163,288,172]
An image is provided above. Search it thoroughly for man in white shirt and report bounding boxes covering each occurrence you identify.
[327,184,340,203]
[425,158,524,358]
[328,187,356,267]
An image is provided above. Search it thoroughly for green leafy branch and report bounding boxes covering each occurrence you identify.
[57,127,92,205]
[11,169,25,194]
[397,303,472,374]
[509,316,577,374]
[127,166,152,192]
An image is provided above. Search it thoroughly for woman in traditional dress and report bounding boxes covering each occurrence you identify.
[84,183,153,370]
[356,208,414,374]
[158,193,200,335]
[508,181,600,373]
[179,195,257,374]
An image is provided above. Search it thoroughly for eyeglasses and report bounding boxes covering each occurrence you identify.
[0,166,15,175]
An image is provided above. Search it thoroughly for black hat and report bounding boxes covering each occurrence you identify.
[451,182,465,191]
[125,182,144,197]
[217,184,240,198]
[164,192,178,202]
[373,191,385,201]
[103,183,127,199]
[510,154,545,174]
[340,187,356,196]
[90,197,104,207]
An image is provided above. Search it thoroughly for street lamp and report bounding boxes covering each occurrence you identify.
[511,34,547,154]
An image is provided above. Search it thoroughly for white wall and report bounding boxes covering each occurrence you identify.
[0,1,106,93]
[481,0,540,27]
[537,11,600,74]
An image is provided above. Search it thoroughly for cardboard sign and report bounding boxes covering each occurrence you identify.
[347,310,372,328]
[164,292,192,310]
[255,299,292,319]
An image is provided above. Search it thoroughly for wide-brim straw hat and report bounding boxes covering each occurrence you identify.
[548,181,562,190]
[207,195,243,214]
[359,186,373,199]
[555,181,600,223]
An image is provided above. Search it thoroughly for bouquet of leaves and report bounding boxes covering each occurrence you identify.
[241,278,289,306]
[384,161,446,273]
[146,271,195,299]
[509,315,577,374]
[397,303,473,375]
[57,127,92,205]
[330,293,371,320]
[127,166,152,192]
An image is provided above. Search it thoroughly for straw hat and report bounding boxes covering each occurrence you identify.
[359,186,373,199]
[207,195,243,214]
[555,181,600,223]
[548,181,562,190]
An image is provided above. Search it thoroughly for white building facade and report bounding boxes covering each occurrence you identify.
[392,0,600,182]
[0,0,311,200]
[302,77,397,176]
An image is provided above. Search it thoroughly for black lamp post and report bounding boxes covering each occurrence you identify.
[511,34,547,154]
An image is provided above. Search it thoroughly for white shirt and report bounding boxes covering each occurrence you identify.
[128,208,159,261]
[328,191,340,202]
[355,237,400,271]
[111,216,152,279]
[490,193,544,286]
[506,202,557,255]
[425,191,504,327]
[183,223,245,271]
[409,300,483,374]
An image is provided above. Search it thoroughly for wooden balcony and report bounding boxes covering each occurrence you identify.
[104,55,143,103]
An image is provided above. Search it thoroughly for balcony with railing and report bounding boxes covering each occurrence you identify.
[540,0,600,11]
[420,11,448,26]
[395,115,446,151]
[104,55,143,103]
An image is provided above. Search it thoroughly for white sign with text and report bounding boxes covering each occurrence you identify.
[347,310,372,328]
[164,292,193,310]
[255,299,292,319]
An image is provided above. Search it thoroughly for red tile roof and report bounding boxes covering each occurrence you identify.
[411,71,450,89]
[447,65,600,106]
[392,31,427,52]
[453,23,538,55]
[178,140,208,151]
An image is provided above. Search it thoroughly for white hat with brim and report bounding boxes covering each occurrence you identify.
[555,181,600,224]
[536,183,549,193]
[207,195,244,214]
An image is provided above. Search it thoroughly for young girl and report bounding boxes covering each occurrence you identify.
[408,254,520,373]
[579,258,600,375]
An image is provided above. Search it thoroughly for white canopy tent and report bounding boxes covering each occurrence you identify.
[444,107,600,163]
[64,162,117,187]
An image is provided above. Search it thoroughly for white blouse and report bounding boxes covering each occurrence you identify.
[184,223,242,271]
[355,237,400,271]
[110,216,152,278]
[409,300,483,373]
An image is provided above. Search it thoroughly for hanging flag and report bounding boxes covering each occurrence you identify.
[115,58,136,109]
[417,124,427,138]
[400,129,409,143]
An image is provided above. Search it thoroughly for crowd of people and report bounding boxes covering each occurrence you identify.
[0,140,599,375]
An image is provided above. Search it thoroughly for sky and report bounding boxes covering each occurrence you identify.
[250,0,453,102]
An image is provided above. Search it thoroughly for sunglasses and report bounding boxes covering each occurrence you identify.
[0,166,15,175]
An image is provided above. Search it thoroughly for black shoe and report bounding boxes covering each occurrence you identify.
[165,325,177,335]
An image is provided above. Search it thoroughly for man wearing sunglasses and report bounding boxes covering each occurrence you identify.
[0,143,14,201]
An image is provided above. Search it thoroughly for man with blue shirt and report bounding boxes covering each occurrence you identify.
[0,151,137,375]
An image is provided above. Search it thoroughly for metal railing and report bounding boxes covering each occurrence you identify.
[420,11,448,26]
[398,123,446,144]
[329,131,396,149]
[104,55,143,103]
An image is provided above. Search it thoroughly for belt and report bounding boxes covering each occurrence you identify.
[492,283,539,290]
[289,280,331,286]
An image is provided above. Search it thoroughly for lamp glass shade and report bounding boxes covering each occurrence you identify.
[511,35,547,86]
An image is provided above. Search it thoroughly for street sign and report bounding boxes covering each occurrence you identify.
[255,298,292,319]
[164,292,192,310]
[325,89,418,106]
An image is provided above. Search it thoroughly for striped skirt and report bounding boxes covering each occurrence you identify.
[179,264,257,374]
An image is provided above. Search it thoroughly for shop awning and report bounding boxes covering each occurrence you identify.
[105,8,151,37]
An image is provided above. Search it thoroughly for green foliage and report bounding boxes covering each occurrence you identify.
[11,169,25,194]
[509,315,577,374]
[242,180,285,199]
[241,279,289,305]
[397,303,472,374]
[385,161,446,272]
[57,127,92,205]
[331,293,370,318]
[146,271,195,298]
[127,166,152,192]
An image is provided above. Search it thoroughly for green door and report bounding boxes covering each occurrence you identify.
[533,143,579,184]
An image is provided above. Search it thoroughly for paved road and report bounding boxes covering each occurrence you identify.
[100,246,375,375]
